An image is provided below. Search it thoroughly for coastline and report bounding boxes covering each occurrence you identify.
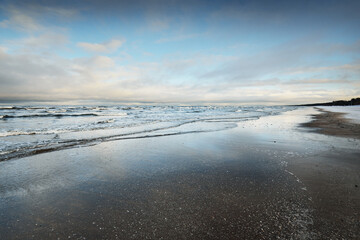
[289,107,360,239]
[0,107,359,239]
[301,107,360,139]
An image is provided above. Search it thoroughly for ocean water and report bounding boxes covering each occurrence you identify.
[0,105,296,161]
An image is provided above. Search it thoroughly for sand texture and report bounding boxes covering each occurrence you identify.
[301,108,360,139]
[0,107,359,239]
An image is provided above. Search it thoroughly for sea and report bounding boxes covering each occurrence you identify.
[0,105,297,161]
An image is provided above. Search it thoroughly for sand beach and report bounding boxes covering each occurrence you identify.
[1,1,359,239]
[0,107,359,239]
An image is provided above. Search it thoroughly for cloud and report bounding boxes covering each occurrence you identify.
[156,33,201,43]
[6,33,69,53]
[0,6,42,31]
[285,62,360,76]
[285,78,353,85]
[77,39,125,53]
[199,37,360,83]
[209,0,360,28]
[147,16,169,32]
[0,44,357,104]
[73,56,115,70]
[0,4,77,32]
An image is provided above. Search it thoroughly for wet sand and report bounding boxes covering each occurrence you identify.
[0,107,359,239]
[301,108,360,139]
[291,107,360,239]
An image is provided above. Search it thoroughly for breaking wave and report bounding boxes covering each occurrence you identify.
[0,105,297,161]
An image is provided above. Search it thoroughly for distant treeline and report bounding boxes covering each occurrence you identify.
[299,97,360,106]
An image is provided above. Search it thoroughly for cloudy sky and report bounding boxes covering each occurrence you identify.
[0,0,359,104]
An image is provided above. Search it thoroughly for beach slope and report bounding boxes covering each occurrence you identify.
[0,107,359,239]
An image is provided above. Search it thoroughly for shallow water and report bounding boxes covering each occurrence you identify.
[0,105,296,161]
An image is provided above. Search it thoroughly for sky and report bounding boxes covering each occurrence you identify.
[0,0,359,105]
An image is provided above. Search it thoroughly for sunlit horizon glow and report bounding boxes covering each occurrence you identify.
[0,0,359,105]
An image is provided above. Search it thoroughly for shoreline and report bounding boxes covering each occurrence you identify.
[288,107,360,238]
[301,107,360,139]
[0,107,359,239]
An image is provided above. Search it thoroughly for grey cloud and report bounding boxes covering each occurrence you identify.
[284,61,360,76]
[6,33,69,53]
[210,0,360,27]
[0,49,70,85]
[0,6,42,31]
[0,4,77,32]
[77,39,125,53]
[200,37,360,83]
[0,36,358,104]
[2,0,360,35]
[286,79,353,85]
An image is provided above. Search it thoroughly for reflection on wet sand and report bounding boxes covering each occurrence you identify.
[0,108,359,239]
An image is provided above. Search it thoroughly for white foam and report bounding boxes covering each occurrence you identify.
[0,105,298,161]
